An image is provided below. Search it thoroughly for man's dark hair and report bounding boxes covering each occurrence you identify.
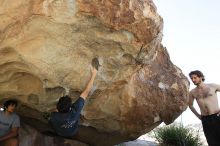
[57,95,72,113]
[189,70,205,81]
[4,99,18,111]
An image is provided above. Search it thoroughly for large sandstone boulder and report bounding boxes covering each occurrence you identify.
[0,0,189,145]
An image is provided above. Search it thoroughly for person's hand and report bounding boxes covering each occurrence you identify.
[91,57,100,70]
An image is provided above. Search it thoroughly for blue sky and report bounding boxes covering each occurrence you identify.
[153,0,220,125]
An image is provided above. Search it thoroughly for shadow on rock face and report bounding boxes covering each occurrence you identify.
[8,100,132,146]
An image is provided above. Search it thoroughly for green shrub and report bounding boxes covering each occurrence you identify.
[154,124,202,146]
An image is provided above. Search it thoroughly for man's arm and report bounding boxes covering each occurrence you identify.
[189,92,201,120]
[80,67,98,100]
[212,83,220,92]
[0,127,19,141]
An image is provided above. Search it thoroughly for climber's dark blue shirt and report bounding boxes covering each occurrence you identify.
[49,97,84,137]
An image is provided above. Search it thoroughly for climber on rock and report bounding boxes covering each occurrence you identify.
[0,99,20,146]
[49,65,98,137]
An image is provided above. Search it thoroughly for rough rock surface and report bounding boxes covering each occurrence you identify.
[19,123,88,146]
[0,0,189,145]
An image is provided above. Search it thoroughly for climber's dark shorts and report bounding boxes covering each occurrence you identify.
[201,113,220,146]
